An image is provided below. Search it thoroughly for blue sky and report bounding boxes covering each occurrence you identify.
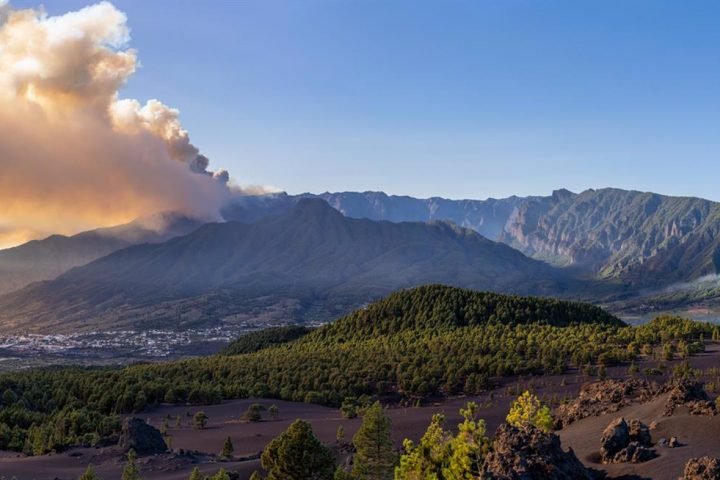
[16,0,720,200]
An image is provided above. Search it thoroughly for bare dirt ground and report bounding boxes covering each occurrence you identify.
[0,344,718,480]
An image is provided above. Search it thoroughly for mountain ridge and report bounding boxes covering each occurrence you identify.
[0,199,575,333]
[0,212,206,295]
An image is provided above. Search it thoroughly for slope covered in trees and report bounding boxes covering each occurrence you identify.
[219,326,312,355]
[0,286,713,455]
[314,285,623,341]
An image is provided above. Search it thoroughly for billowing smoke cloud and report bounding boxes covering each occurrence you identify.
[0,1,240,248]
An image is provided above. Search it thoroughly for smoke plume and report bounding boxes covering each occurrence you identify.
[0,1,235,248]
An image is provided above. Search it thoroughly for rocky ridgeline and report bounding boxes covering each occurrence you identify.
[680,457,720,480]
[555,378,717,430]
[481,424,594,480]
[599,417,655,464]
[555,379,660,428]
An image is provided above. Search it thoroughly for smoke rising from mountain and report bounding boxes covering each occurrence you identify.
[661,274,720,294]
[0,1,237,248]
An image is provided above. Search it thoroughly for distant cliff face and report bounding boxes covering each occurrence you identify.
[499,188,720,286]
[312,191,527,241]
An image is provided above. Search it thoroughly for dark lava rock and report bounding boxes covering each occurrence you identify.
[664,381,715,417]
[680,457,720,479]
[600,418,629,459]
[118,418,167,455]
[481,424,594,480]
[628,419,652,446]
[555,379,660,428]
[600,417,654,464]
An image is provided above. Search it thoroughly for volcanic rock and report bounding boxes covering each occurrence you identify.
[600,417,654,464]
[118,418,167,455]
[555,379,659,428]
[664,381,716,417]
[680,457,720,479]
[481,424,594,480]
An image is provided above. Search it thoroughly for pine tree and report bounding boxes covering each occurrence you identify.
[121,449,142,480]
[334,466,355,480]
[188,467,203,480]
[261,419,336,480]
[221,436,234,459]
[268,404,280,420]
[395,414,451,479]
[79,464,101,480]
[506,391,553,433]
[193,411,208,429]
[351,402,396,480]
[211,469,230,480]
[443,402,489,480]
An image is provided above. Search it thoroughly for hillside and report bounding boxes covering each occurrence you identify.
[0,200,575,333]
[0,285,712,461]
[313,284,624,340]
[0,212,204,295]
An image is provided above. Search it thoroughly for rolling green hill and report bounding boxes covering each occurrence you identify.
[0,286,712,454]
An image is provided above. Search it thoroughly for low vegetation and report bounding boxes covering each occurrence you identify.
[0,285,714,454]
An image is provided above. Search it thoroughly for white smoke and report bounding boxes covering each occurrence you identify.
[0,1,250,248]
[661,274,720,294]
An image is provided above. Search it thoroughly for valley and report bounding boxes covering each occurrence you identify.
[0,326,260,371]
[2,2,717,478]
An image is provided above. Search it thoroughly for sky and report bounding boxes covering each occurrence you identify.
[11,0,720,201]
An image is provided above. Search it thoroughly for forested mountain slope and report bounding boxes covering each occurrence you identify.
[0,286,712,454]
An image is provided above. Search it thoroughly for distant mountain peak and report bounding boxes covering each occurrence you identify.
[292,197,345,219]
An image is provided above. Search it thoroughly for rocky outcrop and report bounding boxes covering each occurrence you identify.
[680,457,720,479]
[664,380,716,417]
[599,417,655,464]
[118,418,167,455]
[481,424,594,480]
[555,379,660,428]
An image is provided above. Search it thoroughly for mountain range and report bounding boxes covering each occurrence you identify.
[0,212,204,296]
[224,188,720,287]
[1,187,720,333]
[0,199,574,332]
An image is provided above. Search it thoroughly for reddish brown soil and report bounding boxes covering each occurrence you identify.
[1,344,718,480]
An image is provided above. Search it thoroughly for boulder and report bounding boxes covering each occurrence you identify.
[628,419,652,445]
[680,457,720,480]
[600,417,654,464]
[481,424,594,480]
[118,418,167,455]
[600,418,630,459]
